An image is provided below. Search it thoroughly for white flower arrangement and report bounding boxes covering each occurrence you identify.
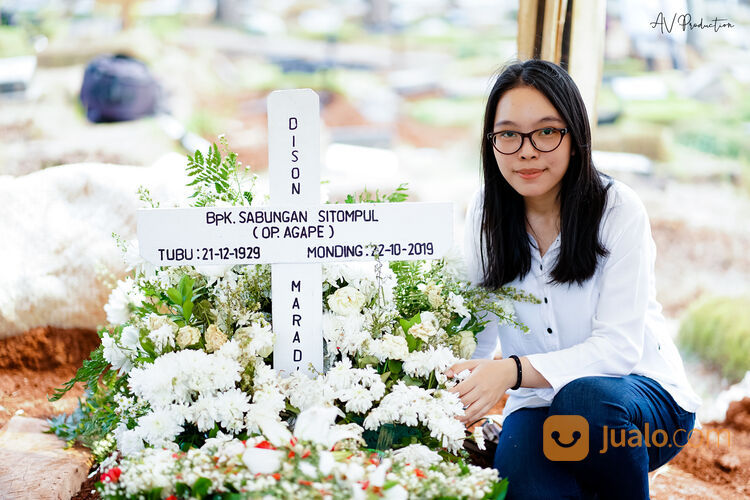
[50,139,533,499]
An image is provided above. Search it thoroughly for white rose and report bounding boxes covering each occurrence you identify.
[205,324,228,352]
[418,282,444,309]
[408,321,437,342]
[327,286,366,316]
[175,326,201,349]
[148,314,178,332]
[370,334,409,361]
[457,330,477,359]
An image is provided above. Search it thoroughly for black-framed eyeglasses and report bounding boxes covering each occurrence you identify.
[487,127,569,155]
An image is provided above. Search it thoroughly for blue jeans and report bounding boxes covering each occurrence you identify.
[494,375,696,500]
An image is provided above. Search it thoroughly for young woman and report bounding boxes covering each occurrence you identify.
[445,59,702,500]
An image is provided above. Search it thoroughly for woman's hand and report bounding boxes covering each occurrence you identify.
[445,358,517,425]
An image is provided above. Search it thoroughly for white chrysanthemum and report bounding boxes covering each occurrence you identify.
[129,350,242,408]
[326,358,357,391]
[137,407,185,446]
[284,372,336,411]
[323,312,368,356]
[403,346,458,379]
[364,382,465,452]
[190,394,219,431]
[340,385,375,414]
[148,324,175,353]
[215,388,251,433]
[104,278,144,325]
[114,423,144,458]
[102,332,132,375]
[392,444,442,467]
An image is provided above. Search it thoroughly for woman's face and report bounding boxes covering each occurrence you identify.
[492,85,573,202]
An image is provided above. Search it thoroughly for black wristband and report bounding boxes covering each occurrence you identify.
[509,354,522,390]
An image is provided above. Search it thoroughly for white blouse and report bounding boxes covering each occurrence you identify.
[465,178,703,426]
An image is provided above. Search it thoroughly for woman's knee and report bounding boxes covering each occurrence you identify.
[550,376,631,426]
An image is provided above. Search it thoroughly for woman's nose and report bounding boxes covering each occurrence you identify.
[518,136,538,159]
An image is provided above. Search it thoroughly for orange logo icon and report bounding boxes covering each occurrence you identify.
[543,415,589,461]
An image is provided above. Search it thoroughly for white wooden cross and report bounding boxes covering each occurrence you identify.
[138,89,452,376]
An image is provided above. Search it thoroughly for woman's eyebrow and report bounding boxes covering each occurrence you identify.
[494,116,564,127]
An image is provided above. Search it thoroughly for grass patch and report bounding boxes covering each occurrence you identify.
[677,295,750,383]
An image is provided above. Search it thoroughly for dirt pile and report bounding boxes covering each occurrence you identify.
[0,327,100,428]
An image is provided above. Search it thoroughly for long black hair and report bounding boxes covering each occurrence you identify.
[480,59,612,288]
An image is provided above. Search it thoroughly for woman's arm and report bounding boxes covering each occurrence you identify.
[445,356,550,423]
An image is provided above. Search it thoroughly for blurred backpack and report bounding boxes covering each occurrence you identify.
[80,54,160,123]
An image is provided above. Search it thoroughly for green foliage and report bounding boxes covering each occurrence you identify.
[137,186,160,208]
[678,295,750,383]
[165,275,199,323]
[48,345,108,402]
[48,375,129,448]
[344,183,410,204]
[484,477,509,500]
[186,136,254,207]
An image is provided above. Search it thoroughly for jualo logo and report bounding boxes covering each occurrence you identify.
[543,415,590,461]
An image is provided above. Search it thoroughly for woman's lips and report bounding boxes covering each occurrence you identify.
[517,169,544,180]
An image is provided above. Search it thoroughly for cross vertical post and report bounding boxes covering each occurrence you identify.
[267,89,323,376]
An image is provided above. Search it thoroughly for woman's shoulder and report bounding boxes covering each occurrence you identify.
[600,175,651,243]
[602,175,648,222]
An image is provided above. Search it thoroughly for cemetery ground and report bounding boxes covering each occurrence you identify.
[2,20,750,500]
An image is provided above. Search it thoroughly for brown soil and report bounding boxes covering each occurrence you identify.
[0,327,100,428]
[71,468,100,500]
[669,398,750,498]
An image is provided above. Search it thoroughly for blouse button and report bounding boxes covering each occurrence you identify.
[547,327,553,334]
[539,264,543,271]
[544,297,548,303]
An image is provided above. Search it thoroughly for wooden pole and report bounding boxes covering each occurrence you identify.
[516,0,606,134]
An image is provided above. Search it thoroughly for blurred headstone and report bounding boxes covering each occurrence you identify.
[0,56,36,95]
